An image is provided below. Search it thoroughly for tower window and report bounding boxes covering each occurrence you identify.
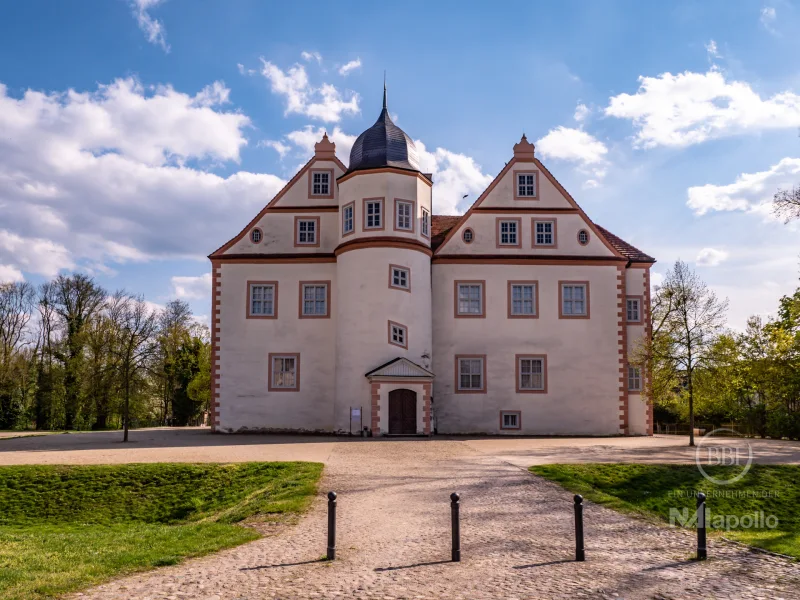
[389,265,410,291]
[388,321,408,349]
[395,199,414,232]
[342,202,354,235]
[364,198,384,230]
[421,208,430,237]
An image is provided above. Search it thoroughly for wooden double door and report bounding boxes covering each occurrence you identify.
[388,389,417,434]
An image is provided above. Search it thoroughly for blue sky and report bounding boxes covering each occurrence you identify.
[0,0,798,328]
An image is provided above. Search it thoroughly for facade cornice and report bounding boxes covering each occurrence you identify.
[433,255,627,265]
[337,167,433,187]
[335,236,433,257]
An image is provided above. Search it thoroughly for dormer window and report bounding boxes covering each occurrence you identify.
[309,169,333,198]
[514,171,538,199]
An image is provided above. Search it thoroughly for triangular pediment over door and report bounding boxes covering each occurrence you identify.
[365,357,434,380]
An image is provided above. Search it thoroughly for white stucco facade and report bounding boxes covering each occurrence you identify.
[210,128,655,437]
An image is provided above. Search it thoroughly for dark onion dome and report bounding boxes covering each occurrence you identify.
[347,85,420,174]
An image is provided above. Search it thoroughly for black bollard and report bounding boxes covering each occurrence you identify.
[327,491,337,560]
[450,492,461,562]
[574,494,585,562]
[696,492,707,560]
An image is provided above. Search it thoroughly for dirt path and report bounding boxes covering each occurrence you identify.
[69,439,800,600]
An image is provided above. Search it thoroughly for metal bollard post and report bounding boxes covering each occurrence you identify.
[696,492,707,560]
[327,491,337,560]
[574,494,585,562]
[450,492,461,562]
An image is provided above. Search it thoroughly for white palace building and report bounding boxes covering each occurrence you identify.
[209,90,655,436]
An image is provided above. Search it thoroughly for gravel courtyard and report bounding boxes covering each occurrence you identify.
[2,430,786,600]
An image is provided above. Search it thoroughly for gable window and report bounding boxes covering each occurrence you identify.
[509,282,537,317]
[628,365,642,392]
[500,411,521,430]
[455,281,485,317]
[578,229,590,246]
[269,353,299,391]
[364,198,384,230]
[247,282,277,318]
[456,355,486,393]
[388,321,408,349]
[342,202,354,236]
[533,220,556,246]
[560,282,589,318]
[421,208,430,237]
[389,265,410,291]
[299,282,330,318]
[295,217,319,246]
[497,218,521,247]
[309,169,332,197]
[514,171,538,199]
[250,228,262,244]
[395,199,414,232]
[626,296,643,323]
[462,228,474,243]
[517,355,547,392]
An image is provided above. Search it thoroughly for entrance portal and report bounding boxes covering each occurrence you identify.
[388,389,417,434]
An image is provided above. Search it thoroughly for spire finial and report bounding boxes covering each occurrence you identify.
[383,71,387,110]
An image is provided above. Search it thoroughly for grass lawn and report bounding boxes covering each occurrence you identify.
[530,464,799,559]
[0,462,323,599]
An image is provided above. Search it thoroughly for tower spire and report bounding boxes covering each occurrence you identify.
[383,71,387,110]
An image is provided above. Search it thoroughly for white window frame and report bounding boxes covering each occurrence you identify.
[517,173,537,197]
[560,282,588,317]
[300,282,329,317]
[462,228,474,243]
[389,321,408,349]
[251,228,262,244]
[628,366,642,392]
[500,411,521,430]
[421,208,430,237]
[269,354,299,390]
[498,219,519,246]
[534,220,555,246]
[248,283,276,317]
[627,297,641,323]
[518,356,546,392]
[578,229,590,245]
[390,265,410,291]
[365,199,383,230]
[296,218,317,245]
[457,356,485,392]
[311,171,330,196]
[456,282,484,317]
[342,203,354,235]
[395,199,414,232]
[510,283,537,317]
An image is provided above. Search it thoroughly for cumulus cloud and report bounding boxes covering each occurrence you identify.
[705,40,721,59]
[259,60,360,122]
[285,125,357,163]
[696,247,730,267]
[301,51,322,64]
[760,6,777,34]
[535,126,609,188]
[605,68,800,148]
[416,141,494,215]
[686,157,800,216]
[573,103,590,123]
[171,273,211,299]
[0,264,24,283]
[0,78,285,279]
[130,0,169,52]
[258,139,292,158]
[338,59,362,76]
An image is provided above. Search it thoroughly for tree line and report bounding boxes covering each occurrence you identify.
[642,189,800,444]
[0,274,209,439]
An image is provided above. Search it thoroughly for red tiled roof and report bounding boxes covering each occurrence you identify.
[431,215,655,262]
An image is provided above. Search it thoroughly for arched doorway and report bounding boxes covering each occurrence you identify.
[388,389,417,434]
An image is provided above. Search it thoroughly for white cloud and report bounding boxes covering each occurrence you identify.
[0,78,286,279]
[696,247,730,267]
[686,157,800,216]
[416,141,494,215]
[285,125,357,163]
[605,68,800,148]
[535,126,609,188]
[301,51,322,64]
[760,7,777,34]
[130,0,169,52]
[705,40,721,59]
[258,139,291,158]
[573,103,590,123]
[0,264,24,283]
[259,60,360,122]
[338,59,362,76]
[171,273,211,299]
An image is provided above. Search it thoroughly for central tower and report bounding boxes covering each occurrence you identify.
[333,86,434,433]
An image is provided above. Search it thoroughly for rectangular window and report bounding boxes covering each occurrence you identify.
[295,217,319,246]
[517,355,546,392]
[515,172,538,198]
[509,282,537,317]
[498,219,520,246]
[269,353,299,391]
[534,220,555,246]
[455,281,485,317]
[247,282,277,318]
[560,282,589,318]
[456,355,485,393]
[364,198,383,230]
[388,321,408,349]
[342,202,354,235]
[395,199,414,232]
[626,296,642,323]
[389,265,410,291]
[421,208,430,237]
[299,282,329,318]
[628,366,642,391]
[500,411,521,430]
[311,171,329,196]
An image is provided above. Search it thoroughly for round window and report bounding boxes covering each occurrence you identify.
[577,229,589,246]
[462,228,474,243]
[251,228,263,244]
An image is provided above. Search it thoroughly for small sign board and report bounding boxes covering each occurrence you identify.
[351,407,361,418]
